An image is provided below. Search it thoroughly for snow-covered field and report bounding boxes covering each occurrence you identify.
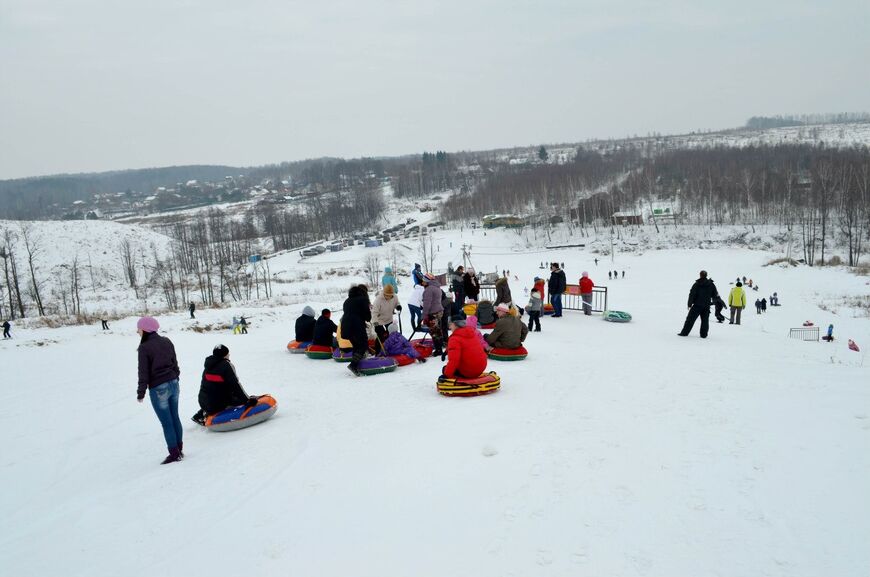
[1,231,868,576]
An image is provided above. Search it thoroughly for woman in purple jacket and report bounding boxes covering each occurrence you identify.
[136,316,183,465]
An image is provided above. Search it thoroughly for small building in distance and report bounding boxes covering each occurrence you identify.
[611,212,643,225]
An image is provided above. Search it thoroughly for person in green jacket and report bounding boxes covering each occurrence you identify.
[728,281,746,325]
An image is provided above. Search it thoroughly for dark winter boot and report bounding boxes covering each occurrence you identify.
[161,447,181,465]
[191,411,206,426]
[177,442,184,459]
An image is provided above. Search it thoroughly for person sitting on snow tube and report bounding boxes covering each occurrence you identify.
[312,309,338,347]
[341,284,372,376]
[382,323,427,363]
[443,316,488,379]
[191,344,257,425]
[294,306,316,343]
[484,303,528,350]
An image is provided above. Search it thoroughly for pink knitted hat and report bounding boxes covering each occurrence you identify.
[137,316,160,332]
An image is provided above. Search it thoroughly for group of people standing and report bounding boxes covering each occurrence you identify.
[680,273,779,337]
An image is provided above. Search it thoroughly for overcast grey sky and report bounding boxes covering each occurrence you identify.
[1,0,868,179]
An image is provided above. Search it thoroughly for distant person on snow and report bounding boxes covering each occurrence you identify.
[412,263,425,286]
[526,289,542,332]
[100,314,109,330]
[312,309,338,348]
[407,283,425,332]
[579,271,594,315]
[622,270,625,278]
[136,316,183,465]
[822,324,835,342]
[494,276,513,308]
[342,284,372,376]
[372,284,401,350]
[382,323,426,363]
[294,306,316,342]
[421,273,445,358]
[713,293,728,323]
[728,281,746,325]
[548,263,567,317]
[755,298,762,314]
[239,315,249,334]
[761,297,767,312]
[608,271,612,280]
[443,316,488,379]
[191,344,259,426]
[485,303,528,349]
[463,268,480,302]
[381,266,398,294]
[594,258,599,266]
[677,270,719,339]
[450,265,466,314]
[2,320,11,339]
[189,301,196,319]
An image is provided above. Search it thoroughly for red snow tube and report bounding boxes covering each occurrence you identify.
[488,346,528,361]
[480,322,496,329]
[542,303,555,316]
[391,354,416,367]
[305,344,333,359]
[410,338,434,358]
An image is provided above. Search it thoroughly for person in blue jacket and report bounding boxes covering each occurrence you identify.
[382,266,399,294]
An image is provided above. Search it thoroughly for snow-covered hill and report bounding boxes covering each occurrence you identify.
[0,220,174,318]
[1,237,868,576]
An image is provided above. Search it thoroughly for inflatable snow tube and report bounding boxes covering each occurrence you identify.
[437,372,501,397]
[305,344,333,359]
[205,395,278,432]
[410,338,434,358]
[542,303,555,316]
[358,356,398,376]
[488,346,528,361]
[287,340,312,354]
[463,303,478,316]
[333,349,354,362]
[602,310,632,323]
[391,354,416,367]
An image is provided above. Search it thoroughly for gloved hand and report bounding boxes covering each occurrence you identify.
[246,396,259,408]
[422,315,429,324]
[396,305,402,311]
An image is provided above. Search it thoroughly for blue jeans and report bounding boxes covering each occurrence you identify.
[409,304,422,329]
[551,293,563,316]
[149,379,183,449]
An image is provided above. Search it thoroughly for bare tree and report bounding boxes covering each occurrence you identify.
[19,224,45,316]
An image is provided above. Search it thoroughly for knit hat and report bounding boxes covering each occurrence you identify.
[450,315,466,328]
[496,303,510,314]
[383,284,395,298]
[534,276,542,282]
[384,266,392,273]
[213,344,230,358]
[137,316,159,332]
[321,308,331,317]
[581,271,588,278]
[302,306,315,317]
[736,281,742,287]
[387,322,398,334]
[466,315,478,329]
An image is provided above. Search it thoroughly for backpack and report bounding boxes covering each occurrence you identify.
[477,300,495,326]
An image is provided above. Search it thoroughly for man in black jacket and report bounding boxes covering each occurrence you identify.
[678,270,719,338]
[191,344,256,425]
[312,309,338,347]
[548,263,567,317]
[341,284,372,375]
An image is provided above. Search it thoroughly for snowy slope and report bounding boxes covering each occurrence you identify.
[1,240,868,577]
